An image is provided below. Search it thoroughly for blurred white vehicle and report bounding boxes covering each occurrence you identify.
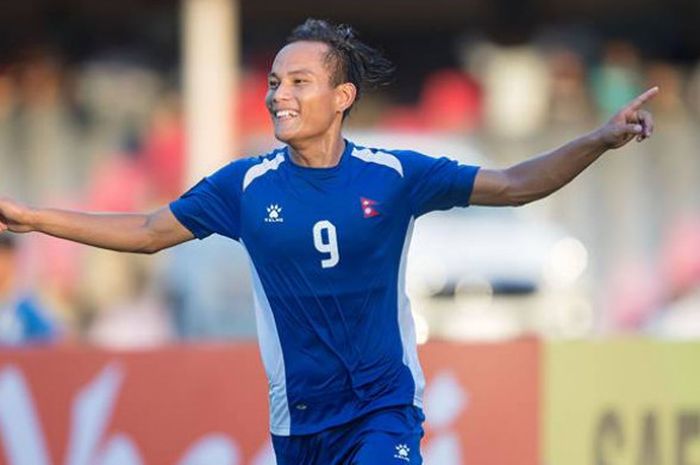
[349,131,593,341]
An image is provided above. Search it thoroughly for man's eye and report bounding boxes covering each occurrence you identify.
[294,79,307,85]
[268,81,279,88]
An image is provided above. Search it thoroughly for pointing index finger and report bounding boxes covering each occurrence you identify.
[626,86,659,111]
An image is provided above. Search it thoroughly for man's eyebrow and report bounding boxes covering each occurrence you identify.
[288,69,314,75]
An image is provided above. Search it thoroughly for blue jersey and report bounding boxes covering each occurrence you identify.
[170,140,479,436]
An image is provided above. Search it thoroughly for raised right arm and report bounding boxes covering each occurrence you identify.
[0,197,194,254]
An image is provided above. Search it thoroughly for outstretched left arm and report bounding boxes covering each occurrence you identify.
[470,87,658,207]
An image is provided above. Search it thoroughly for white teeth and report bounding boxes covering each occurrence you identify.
[275,110,298,118]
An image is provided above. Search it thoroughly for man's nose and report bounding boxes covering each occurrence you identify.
[272,83,292,103]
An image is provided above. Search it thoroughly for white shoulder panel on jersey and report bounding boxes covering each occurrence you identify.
[242,153,286,191]
[351,147,404,177]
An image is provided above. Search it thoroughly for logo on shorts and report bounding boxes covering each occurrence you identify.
[394,444,410,462]
[265,204,284,223]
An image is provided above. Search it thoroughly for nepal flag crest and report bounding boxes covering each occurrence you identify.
[360,197,380,218]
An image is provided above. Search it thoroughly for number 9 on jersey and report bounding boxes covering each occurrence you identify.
[313,220,339,269]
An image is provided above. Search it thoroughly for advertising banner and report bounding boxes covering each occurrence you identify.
[420,339,540,465]
[0,340,540,465]
[0,345,272,465]
[545,339,700,465]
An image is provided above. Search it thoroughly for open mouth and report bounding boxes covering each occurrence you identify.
[274,110,299,121]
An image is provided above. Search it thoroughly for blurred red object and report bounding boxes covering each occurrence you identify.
[378,69,482,133]
[237,69,273,138]
[420,69,482,132]
[661,214,700,298]
[85,154,150,212]
[607,260,662,330]
[141,107,186,201]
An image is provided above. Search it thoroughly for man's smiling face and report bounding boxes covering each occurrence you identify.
[265,41,346,145]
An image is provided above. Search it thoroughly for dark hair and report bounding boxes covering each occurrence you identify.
[287,18,394,118]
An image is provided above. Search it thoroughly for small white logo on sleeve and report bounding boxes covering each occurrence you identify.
[265,204,284,223]
[394,444,410,462]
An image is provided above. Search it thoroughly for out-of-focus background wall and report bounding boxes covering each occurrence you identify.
[1,0,699,347]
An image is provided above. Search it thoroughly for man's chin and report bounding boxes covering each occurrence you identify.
[274,129,299,145]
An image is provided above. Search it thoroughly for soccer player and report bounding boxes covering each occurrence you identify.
[0,18,655,465]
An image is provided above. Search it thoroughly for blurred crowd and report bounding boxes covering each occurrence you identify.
[1,28,700,346]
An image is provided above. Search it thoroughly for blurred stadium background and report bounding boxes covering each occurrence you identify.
[0,1,699,464]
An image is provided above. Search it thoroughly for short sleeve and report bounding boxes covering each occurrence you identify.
[169,161,245,241]
[402,151,480,217]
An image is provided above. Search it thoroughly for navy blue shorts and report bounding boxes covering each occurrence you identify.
[272,405,425,465]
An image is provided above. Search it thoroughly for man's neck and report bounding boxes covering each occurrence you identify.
[288,133,346,168]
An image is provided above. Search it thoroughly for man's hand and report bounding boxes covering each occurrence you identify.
[471,86,660,206]
[0,198,35,234]
[597,86,658,150]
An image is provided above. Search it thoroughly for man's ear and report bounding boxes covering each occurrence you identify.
[335,82,357,114]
